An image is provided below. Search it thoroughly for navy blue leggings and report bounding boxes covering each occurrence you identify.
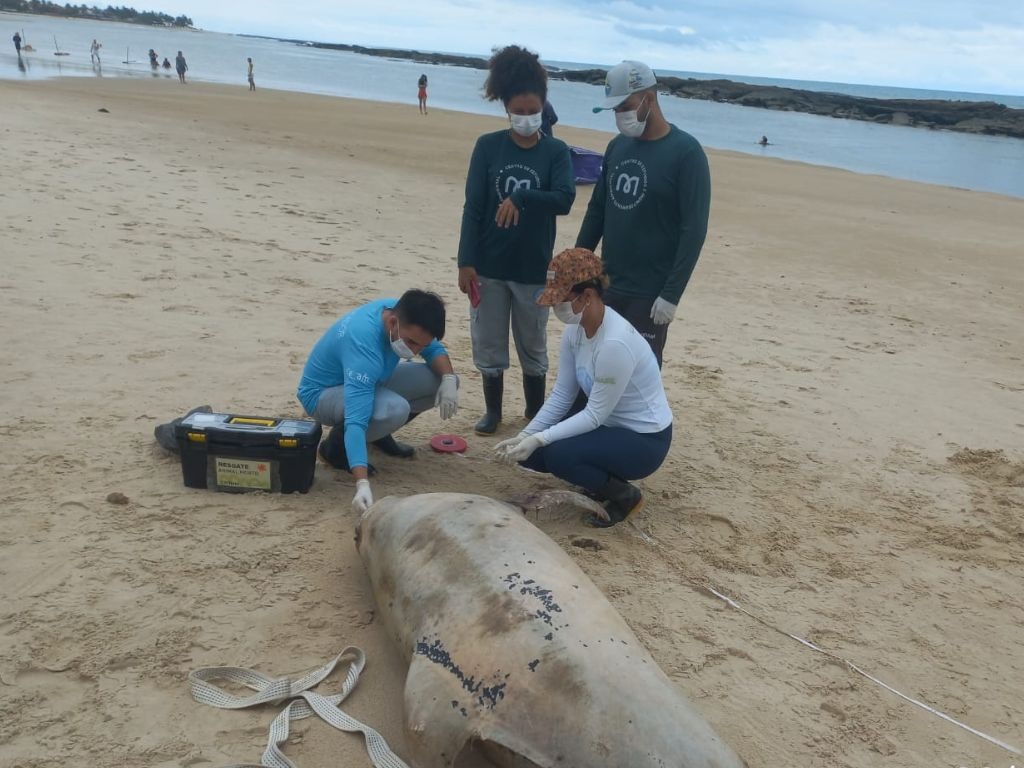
[520,424,672,491]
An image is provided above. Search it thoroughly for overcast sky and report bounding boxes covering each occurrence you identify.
[173,1,1023,95]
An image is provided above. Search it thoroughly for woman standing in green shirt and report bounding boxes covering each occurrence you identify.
[457,45,576,435]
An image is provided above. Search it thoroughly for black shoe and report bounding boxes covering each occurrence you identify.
[371,410,421,457]
[319,425,377,476]
[154,405,213,453]
[588,476,644,528]
[372,434,415,458]
[474,411,501,435]
[474,372,503,435]
[318,425,348,468]
[523,374,546,419]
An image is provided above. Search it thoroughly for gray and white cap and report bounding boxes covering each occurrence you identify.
[593,60,657,112]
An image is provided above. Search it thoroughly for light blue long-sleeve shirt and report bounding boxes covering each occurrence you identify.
[297,298,447,469]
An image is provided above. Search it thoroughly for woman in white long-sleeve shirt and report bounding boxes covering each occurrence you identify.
[495,248,673,526]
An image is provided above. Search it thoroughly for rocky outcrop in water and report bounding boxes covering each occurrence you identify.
[558,69,1024,139]
[287,42,1024,140]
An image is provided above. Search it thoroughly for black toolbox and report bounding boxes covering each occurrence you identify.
[174,413,322,494]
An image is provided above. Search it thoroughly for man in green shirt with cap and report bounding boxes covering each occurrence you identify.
[576,60,711,367]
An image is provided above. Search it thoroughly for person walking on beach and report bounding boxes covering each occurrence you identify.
[13,32,21,55]
[296,290,461,514]
[576,60,710,367]
[247,57,255,91]
[175,51,187,83]
[90,39,101,65]
[417,73,428,114]
[148,48,159,68]
[456,44,576,435]
[162,57,171,70]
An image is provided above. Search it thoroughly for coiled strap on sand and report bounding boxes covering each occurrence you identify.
[189,647,409,768]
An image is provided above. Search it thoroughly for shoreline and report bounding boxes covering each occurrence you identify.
[7,75,1023,201]
[4,7,1023,199]
[5,9,1023,139]
[255,36,1024,139]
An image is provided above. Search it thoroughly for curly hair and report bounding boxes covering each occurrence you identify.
[483,45,547,104]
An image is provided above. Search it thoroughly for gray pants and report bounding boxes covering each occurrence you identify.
[470,277,549,378]
[309,362,439,440]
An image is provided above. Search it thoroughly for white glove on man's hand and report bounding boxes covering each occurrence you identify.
[495,433,547,464]
[435,374,459,420]
[650,297,677,325]
[352,479,373,515]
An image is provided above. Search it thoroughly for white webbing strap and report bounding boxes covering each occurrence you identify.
[704,587,1023,757]
[189,647,410,768]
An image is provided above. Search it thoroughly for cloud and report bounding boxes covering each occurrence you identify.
[614,23,699,46]
[188,0,1024,95]
[676,22,1024,94]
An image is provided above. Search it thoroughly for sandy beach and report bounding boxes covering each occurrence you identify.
[1,76,1022,768]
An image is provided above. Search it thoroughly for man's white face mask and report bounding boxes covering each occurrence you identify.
[390,320,415,359]
[615,94,649,138]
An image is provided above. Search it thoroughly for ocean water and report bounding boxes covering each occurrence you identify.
[3,12,1024,199]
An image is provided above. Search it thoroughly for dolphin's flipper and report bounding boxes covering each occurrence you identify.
[401,654,546,768]
[502,489,607,523]
[402,652,475,768]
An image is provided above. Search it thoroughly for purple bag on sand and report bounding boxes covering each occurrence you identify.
[569,146,603,185]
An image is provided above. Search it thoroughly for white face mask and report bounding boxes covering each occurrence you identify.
[553,301,583,325]
[615,95,648,138]
[509,111,543,137]
[389,320,416,359]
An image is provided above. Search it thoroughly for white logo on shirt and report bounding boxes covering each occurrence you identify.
[616,174,640,194]
[346,368,372,386]
[505,176,531,194]
[496,163,541,201]
[608,158,648,211]
[337,315,352,338]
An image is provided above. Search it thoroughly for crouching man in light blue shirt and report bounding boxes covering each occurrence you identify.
[297,290,459,514]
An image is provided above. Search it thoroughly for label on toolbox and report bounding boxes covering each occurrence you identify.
[215,457,271,490]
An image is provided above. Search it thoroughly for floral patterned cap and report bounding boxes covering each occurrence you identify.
[536,248,605,306]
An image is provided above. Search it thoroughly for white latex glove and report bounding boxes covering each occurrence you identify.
[352,479,373,515]
[493,433,527,459]
[496,433,547,464]
[435,374,459,420]
[650,296,677,325]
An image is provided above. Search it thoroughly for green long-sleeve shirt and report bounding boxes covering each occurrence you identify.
[576,125,710,304]
[457,130,576,284]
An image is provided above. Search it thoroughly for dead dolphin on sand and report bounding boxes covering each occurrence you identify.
[356,492,745,768]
